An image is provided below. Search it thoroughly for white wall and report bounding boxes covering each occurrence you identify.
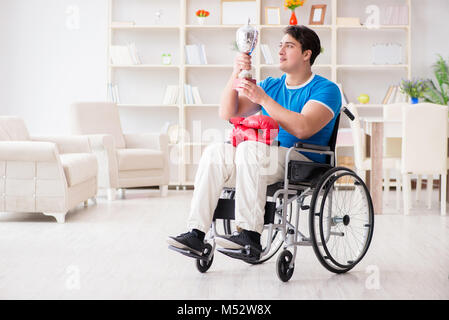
[0,0,448,134]
[411,0,449,80]
[0,0,108,134]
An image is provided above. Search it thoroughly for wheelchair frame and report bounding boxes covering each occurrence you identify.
[169,107,374,281]
[213,145,335,262]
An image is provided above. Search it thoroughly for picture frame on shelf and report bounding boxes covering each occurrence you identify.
[309,4,327,25]
[265,7,280,25]
[220,0,257,25]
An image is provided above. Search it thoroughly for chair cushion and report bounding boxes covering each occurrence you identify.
[117,148,165,171]
[60,153,98,187]
[0,117,30,141]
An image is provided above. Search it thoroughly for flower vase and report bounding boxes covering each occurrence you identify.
[411,97,419,104]
[289,10,298,25]
[197,17,206,25]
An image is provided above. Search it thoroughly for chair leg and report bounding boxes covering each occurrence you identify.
[427,175,433,209]
[440,174,446,216]
[83,200,88,208]
[384,169,390,205]
[160,185,168,197]
[107,188,116,201]
[43,212,67,223]
[396,171,402,212]
[403,174,411,215]
[416,175,422,202]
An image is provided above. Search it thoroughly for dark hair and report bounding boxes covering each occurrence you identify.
[283,25,321,66]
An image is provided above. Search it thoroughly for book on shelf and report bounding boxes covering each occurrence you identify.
[382,85,395,104]
[108,82,121,104]
[127,42,142,65]
[184,84,195,104]
[110,43,141,65]
[185,44,208,65]
[388,85,399,104]
[163,85,179,105]
[382,85,408,105]
[191,86,203,104]
[260,44,274,65]
[395,88,408,103]
[382,5,408,25]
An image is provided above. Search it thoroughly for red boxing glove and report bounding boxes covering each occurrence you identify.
[229,115,279,147]
[241,115,279,145]
[230,124,258,147]
[229,117,245,126]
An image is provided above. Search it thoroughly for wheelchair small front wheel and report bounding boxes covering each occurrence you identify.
[196,243,214,273]
[309,167,374,274]
[276,250,294,282]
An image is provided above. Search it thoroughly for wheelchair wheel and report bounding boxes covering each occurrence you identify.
[276,250,294,282]
[309,167,374,274]
[196,243,214,273]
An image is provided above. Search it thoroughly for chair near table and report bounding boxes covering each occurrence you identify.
[400,103,448,216]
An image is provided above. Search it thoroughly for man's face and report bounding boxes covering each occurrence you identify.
[278,34,311,72]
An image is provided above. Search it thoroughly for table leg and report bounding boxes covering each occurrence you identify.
[370,122,383,214]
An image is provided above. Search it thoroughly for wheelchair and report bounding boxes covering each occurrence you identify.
[169,106,374,282]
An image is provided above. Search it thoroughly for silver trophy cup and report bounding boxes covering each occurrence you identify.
[233,19,259,89]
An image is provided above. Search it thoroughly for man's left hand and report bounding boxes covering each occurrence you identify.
[237,79,268,105]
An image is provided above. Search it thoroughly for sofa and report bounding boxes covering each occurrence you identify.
[0,116,98,223]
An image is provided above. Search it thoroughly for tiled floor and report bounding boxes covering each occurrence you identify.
[0,188,448,299]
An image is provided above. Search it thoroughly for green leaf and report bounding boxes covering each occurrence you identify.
[433,55,449,87]
[423,80,445,105]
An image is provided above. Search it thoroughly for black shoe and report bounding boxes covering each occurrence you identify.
[215,229,262,253]
[167,231,205,256]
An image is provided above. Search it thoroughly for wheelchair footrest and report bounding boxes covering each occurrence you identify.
[216,245,261,262]
[168,245,210,261]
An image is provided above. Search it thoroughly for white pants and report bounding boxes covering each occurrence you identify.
[187,141,311,234]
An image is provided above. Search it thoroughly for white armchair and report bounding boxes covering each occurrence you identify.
[0,116,98,223]
[69,102,169,200]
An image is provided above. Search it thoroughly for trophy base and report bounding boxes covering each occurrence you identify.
[233,78,257,90]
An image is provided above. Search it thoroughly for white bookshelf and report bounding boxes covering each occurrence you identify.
[108,0,412,187]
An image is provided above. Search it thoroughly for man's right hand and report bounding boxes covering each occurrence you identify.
[233,52,252,76]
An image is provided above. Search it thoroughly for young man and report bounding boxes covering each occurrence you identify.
[168,25,341,259]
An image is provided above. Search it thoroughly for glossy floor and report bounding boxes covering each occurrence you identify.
[0,189,448,299]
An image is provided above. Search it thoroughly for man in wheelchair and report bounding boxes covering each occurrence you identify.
[168,25,342,261]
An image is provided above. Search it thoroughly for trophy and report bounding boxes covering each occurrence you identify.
[233,19,259,90]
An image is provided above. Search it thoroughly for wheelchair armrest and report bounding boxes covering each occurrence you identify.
[294,142,330,152]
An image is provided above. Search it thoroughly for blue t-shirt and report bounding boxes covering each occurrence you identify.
[258,73,342,163]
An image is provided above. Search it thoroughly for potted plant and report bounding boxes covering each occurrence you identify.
[196,9,210,25]
[284,0,306,25]
[422,55,449,106]
[399,78,426,104]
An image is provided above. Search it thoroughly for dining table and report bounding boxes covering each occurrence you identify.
[360,116,449,214]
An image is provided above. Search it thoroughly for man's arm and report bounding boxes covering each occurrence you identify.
[237,78,335,139]
[219,54,261,120]
[262,97,333,139]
